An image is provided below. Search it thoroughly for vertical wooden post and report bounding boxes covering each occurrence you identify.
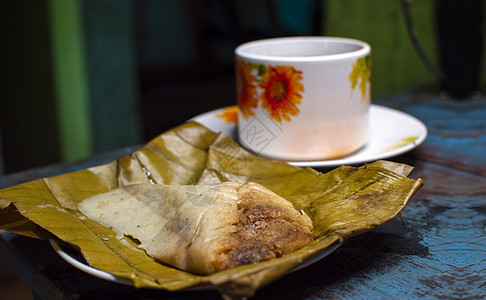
[436,0,485,98]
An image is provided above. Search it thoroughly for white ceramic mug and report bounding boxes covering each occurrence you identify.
[235,36,371,161]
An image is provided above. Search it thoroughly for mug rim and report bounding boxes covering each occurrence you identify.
[235,36,370,62]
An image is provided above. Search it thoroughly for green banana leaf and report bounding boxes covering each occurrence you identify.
[0,122,423,297]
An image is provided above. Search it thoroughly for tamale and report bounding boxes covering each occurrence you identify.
[78,181,314,275]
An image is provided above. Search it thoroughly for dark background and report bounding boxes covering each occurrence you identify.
[0,0,484,174]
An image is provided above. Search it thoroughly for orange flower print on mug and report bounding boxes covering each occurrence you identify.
[236,60,258,120]
[259,65,303,123]
[216,105,238,124]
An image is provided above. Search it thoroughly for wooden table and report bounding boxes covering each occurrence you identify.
[1,89,485,299]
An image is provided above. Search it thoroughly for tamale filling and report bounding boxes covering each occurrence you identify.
[217,189,315,270]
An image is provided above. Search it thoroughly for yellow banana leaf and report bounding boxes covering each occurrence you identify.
[0,122,423,297]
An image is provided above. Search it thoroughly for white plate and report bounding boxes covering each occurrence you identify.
[191,104,428,168]
[50,239,341,290]
[50,239,134,287]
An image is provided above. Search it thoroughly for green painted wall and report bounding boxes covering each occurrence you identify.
[324,0,439,97]
[49,0,142,161]
[49,0,93,162]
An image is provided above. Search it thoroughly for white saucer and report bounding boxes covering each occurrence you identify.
[191,104,427,168]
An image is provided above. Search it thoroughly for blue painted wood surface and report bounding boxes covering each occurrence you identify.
[378,91,486,176]
[0,89,485,299]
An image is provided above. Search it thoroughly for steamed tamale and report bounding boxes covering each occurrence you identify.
[78,181,314,275]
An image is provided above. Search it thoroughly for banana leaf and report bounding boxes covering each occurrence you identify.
[0,122,423,297]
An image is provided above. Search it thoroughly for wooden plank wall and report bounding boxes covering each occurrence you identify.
[1,0,446,174]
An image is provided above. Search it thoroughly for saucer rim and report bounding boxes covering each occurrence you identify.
[190,104,428,168]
